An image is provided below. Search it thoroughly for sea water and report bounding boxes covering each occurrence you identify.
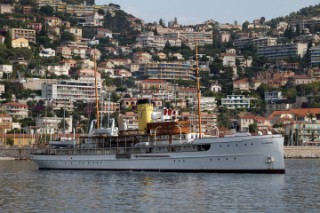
[0,159,319,213]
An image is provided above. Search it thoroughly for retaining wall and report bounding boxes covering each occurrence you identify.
[284,146,320,158]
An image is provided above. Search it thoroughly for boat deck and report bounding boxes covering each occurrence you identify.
[31,143,209,158]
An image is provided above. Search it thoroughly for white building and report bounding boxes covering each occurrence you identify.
[223,53,236,67]
[41,80,101,102]
[311,45,320,67]
[221,95,251,110]
[84,12,104,27]
[36,116,73,134]
[0,84,4,95]
[257,42,308,59]
[39,48,56,57]
[65,27,82,39]
[264,91,283,102]
[0,64,13,73]
[0,102,28,119]
[45,64,70,76]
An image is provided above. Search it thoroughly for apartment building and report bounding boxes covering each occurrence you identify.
[84,12,104,27]
[0,102,28,119]
[257,42,308,59]
[264,91,283,101]
[96,28,113,38]
[0,114,12,134]
[0,65,13,74]
[239,113,271,132]
[138,62,193,80]
[0,84,4,95]
[41,80,101,102]
[36,116,73,134]
[270,108,320,145]
[39,48,56,57]
[233,37,253,48]
[65,27,82,39]
[135,31,166,50]
[45,64,70,76]
[44,16,62,27]
[180,111,218,135]
[308,68,320,81]
[10,28,36,43]
[47,99,74,112]
[138,79,170,94]
[310,45,320,67]
[119,112,138,130]
[0,4,14,14]
[233,78,261,91]
[12,38,30,48]
[36,0,117,17]
[222,53,236,67]
[234,37,277,48]
[177,87,197,99]
[292,74,313,85]
[252,37,277,47]
[221,95,251,110]
[27,23,43,32]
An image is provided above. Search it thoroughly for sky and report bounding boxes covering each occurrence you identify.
[96,0,320,25]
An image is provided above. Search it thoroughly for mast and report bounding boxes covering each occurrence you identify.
[195,41,202,138]
[94,48,100,129]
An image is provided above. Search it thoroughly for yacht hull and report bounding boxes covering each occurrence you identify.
[31,135,285,173]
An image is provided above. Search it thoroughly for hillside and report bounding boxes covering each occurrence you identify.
[268,4,320,26]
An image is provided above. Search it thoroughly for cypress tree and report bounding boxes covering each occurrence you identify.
[4,30,12,49]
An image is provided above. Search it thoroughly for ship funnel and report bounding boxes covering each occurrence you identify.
[137,99,153,131]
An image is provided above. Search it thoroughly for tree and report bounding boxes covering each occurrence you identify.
[39,5,54,16]
[249,123,258,134]
[98,9,105,16]
[58,118,70,133]
[4,31,12,49]
[60,31,76,42]
[159,18,166,27]
[5,138,14,146]
[174,17,178,24]
[260,17,266,25]
[242,21,250,31]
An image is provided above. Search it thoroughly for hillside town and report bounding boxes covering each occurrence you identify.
[1,0,320,147]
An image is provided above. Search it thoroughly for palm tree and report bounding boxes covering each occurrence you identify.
[58,118,69,134]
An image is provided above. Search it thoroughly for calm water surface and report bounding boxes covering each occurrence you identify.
[0,159,320,213]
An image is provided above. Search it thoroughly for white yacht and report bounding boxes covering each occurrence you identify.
[31,102,285,174]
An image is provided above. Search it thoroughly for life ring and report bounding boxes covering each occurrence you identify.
[265,155,274,164]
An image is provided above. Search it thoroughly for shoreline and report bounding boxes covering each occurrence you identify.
[284,146,320,158]
[1,146,320,160]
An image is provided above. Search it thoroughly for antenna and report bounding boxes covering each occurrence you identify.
[94,48,100,129]
[195,40,202,138]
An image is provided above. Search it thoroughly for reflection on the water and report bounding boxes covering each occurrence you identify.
[0,160,319,212]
